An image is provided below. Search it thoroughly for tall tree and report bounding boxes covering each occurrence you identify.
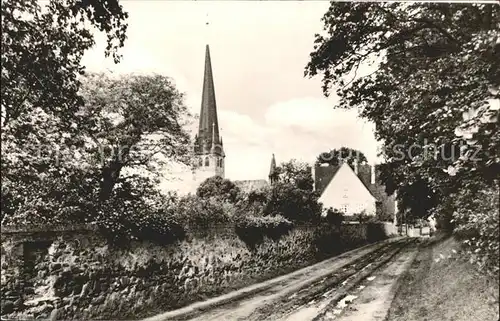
[306,2,499,272]
[2,72,192,225]
[2,0,128,127]
[275,159,314,191]
[266,159,321,222]
[306,3,499,218]
[1,0,128,224]
[316,147,368,166]
[78,72,191,201]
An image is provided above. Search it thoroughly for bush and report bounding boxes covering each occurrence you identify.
[366,222,387,243]
[323,208,344,228]
[234,214,294,248]
[236,188,270,216]
[171,194,234,229]
[265,182,322,223]
[312,222,342,259]
[196,176,242,203]
[432,196,456,232]
[95,194,185,247]
[344,212,379,224]
[452,185,499,276]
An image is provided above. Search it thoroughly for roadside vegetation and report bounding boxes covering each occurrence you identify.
[1,1,383,251]
[307,2,499,277]
[386,235,499,321]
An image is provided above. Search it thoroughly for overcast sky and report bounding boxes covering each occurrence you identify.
[82,1,380,191]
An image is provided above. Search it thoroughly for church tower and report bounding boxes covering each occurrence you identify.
[192,45,225,186]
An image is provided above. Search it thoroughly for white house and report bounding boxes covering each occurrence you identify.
[316,162,377,216]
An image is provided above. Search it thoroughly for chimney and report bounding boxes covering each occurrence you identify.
[371,164,376,184]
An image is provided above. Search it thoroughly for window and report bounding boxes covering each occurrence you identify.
[198,158,203,167]
[205,157,209,166]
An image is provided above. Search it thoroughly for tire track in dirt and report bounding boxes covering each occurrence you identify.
[252,239,416,321]
[309,240,419,321]
[323,245,419,321]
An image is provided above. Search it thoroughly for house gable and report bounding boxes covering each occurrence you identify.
[318,163,377,215]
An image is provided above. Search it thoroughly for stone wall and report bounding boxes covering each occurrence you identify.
[1,222,384,320]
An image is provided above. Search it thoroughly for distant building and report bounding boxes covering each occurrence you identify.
[234,180,269,194]
[314,161,397,221]
[234,154,278,193]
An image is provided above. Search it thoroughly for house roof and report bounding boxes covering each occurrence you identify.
[314,162,397,218]
[315,163,389,202]
[314,164,341,195]
[317,162,377,205]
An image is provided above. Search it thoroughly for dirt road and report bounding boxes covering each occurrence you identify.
[144,237,419,321]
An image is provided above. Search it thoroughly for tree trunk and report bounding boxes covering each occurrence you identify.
[99,159,123,202]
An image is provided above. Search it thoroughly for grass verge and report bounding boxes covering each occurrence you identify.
[385,235,499,321]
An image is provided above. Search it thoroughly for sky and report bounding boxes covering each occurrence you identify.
[82,1,381,192]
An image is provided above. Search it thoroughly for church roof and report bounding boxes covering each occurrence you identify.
[234,180,269,193]
[195,44,222,155]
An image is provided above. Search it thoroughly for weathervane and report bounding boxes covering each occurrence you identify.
[205,13,211,44]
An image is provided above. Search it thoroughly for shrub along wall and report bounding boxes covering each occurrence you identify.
[1,222,388,320]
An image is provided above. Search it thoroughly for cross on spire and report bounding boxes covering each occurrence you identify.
[205,13,210,41]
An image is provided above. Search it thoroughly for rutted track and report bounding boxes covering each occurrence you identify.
[174,238,416,321]
[247,238,416,321]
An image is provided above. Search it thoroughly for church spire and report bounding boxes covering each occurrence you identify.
[191,38,225,188]
[269,153,277,184]
[197,44,220,153]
